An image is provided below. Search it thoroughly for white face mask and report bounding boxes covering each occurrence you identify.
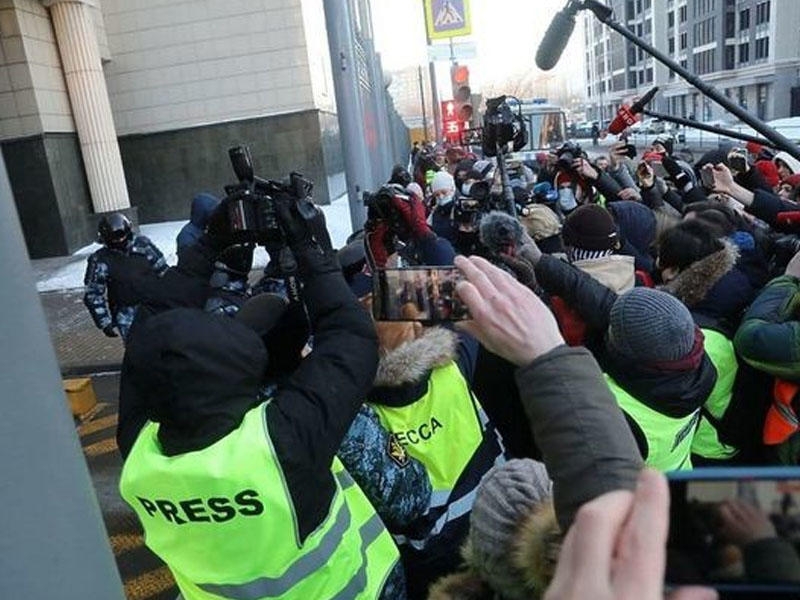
[558,187,578,212]
[436,192,454,206]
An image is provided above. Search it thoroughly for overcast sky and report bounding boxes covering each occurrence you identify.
[371,0,586,94]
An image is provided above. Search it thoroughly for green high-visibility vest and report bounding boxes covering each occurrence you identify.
[606,375,699,472]
[119,403,399,600]
[371,361,503,550]
[691,328,739,460]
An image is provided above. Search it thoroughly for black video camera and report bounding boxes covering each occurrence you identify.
[224,146,314,244]
[554,141,585,172]
[481,95,528,157]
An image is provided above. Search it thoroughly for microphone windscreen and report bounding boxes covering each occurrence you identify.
[535,10,576,71]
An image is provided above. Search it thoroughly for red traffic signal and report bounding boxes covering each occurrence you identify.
[450,64,473,122]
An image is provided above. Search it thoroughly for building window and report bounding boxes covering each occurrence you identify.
[755,1,771,25]
[725,45,735,69]
[628,72,638,88]
[680,32,687,50]
[739,42,749,63]
[740,8,750,29]
[755,37,769,60]
[637,0,642,12]
[679,5,687,22]
[646,67,653,82]
[680,58,688,70]
[668,11,675,28]
[638,70,644,84]
[644,0,651,9]
[725,12,735,37]
[738,86,747,109]
[669,37,675,54]
[757,83,769,119]
[644,18,652,35]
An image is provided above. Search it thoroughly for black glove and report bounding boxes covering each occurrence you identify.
[274,194,337,277]
[102,324,118,338]
[662,156,692,191]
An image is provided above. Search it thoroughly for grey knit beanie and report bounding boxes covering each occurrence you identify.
[607,287,696,363]
[468,459,552,600]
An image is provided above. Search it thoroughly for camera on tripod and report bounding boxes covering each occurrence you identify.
[224,145,314,244]
[481,95,528,157]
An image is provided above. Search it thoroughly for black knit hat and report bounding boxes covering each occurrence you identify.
[561,204,618,251]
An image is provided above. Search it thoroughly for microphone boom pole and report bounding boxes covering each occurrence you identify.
[578,0,800,163]
[640,109,771,147]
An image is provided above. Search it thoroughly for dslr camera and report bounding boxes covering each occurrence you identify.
[554,141,585,172]
[224,145,314,244]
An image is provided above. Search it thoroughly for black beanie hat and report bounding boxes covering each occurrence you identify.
[561,204,618,251]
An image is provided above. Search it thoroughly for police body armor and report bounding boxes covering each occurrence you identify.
[691,328,739,460]
[370,361,505,551]
[120,403,398,600]
[606,375,700,472]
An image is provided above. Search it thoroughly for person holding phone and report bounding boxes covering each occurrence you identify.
[449,256,715,600]
[341,191,508,599]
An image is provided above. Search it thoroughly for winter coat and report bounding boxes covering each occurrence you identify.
[344,327,501,600]
[429,345,643,600]
[749,189,800,227]
[83,234,167,339]
[607,200,657,273]
[176,193,220,251]
[117,249,381,548]
[660,240,760,336]
[534,255,718,461]
[549,254,635,347]
[735,275,800,380]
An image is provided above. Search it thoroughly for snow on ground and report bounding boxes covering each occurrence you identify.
[36,196,355,293]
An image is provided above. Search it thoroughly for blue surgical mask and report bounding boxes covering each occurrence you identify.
[558,187,578,212]
[438,192,454,206]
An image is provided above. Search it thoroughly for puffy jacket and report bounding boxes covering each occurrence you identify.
[735,275,800,379]
[176,193,220,251]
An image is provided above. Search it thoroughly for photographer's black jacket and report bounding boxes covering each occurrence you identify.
[117,248,379,542]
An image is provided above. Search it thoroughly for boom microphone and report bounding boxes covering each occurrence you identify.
[535,3,580,71]
[607,86,659,135]
[479,211,524,257]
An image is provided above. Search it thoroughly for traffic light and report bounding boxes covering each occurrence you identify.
[451,64,472,122]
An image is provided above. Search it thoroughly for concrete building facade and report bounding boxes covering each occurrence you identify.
[0,0,406,258]
[584,0,800,126]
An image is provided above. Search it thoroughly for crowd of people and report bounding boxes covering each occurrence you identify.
[80,131,800,599]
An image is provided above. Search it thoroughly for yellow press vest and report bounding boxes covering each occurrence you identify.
[691,329,739,460]
[606,375,699,472]
[119,403,398,600]
[371,361,504,550]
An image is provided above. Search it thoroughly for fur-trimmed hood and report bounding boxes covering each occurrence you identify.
[428,501,562,600]
[373,326,458,387]
[660,241,738,308]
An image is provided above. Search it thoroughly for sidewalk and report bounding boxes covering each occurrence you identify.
[35,199,355,375]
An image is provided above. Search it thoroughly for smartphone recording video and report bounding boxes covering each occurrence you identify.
[373,267,470,324]
[700,167,715,189]
[667,468,800,594]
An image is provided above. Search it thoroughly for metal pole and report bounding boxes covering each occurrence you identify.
[421,0,442,143]
[418,65,429,141]
[0,160,125,597]
[642,109,771,146]
[583,1,800,162]
[370,49,394,176]
[323,0,372,231]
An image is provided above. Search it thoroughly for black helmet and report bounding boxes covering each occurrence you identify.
[98,213,132,249]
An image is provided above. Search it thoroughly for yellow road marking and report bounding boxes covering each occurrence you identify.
[124,566,175,600]
[109,532,143,555]
[79,413,118,437]
[82,437,118,457]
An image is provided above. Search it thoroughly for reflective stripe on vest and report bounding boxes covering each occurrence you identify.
[606,375,699,472]
[371,361,505,549]
[119,404,398,600]
[691,329,739,460]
